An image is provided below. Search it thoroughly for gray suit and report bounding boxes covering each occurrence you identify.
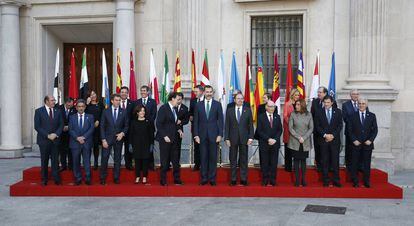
[224,106,254,182]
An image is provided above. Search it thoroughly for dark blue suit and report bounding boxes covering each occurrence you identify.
[193,99,224,183]
[347,111,378,184]
[120,99,135,169]
[342,100,359,170]
[59,105,77,170]
[68,113,94,182]
[100,107,129,182]
[34,106,63,183]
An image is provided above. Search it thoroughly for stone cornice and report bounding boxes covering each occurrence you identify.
[0,0,26,6]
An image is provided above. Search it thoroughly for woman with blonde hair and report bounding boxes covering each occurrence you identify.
[283,88,300,172]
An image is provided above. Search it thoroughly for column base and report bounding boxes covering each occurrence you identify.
[0,148,23,158]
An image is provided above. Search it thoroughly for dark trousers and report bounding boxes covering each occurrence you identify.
[59,136,72,169]
[345,135,352,170]
[159,139,181,183]
[321,142,340,184]
[229,144,248,182]
[71,146,91,182]
[259,143,279,183]
[100,141,123,181]
[124,139,133,168]
[284,144,293,171]
[200,140,218,182]
[91,141,100,167]
[39,141,61,183]
[294,158,307,185]
[135,158,149,178]
[314,135,322,171]
[351,147,372,184]
[193,141,200,168]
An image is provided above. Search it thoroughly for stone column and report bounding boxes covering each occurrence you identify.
[114,0,136,89]
[339,0,398,174]
[0,1,24,157]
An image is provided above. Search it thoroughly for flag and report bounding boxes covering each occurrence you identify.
[272,52,281,115]
[79,48,89,99]
[116,49,123,93]
[245,52,257,121]
[216,50,227,113]
[328,52,336,99]
[101,49,110,108]
[68,48,79,99]
[201,49,210,86]
[310,51,320,100]
[53,48,62,105]
[129,51,137,101]
[297,51,305,99]
[285,50,294,104]
[191,49,197,99]
[229,51,241,103]
[254,50,265,111]
[161,51,170,104]
[173,51,181,92]
[149,50,160,104]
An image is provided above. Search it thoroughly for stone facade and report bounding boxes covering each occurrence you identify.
[0,0,413,174]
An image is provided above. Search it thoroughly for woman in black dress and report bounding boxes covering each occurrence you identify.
[129,105,154,184]
[85,90,104,170]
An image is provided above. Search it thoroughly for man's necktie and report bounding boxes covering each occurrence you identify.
[143,99,146,106]
[326,109,331,124]
[206,101,210,119]
[122,101,126,109]
[113,108,117,122]
[237,107,241,123]
[269,114,273,128]
[173,107,178,122]
[79,114,83,128]
[361,112,365,124]
[354,102,358,111]
[49,108,53,120]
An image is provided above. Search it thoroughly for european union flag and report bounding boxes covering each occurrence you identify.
[229,52,241,103]
[328,52,336,99]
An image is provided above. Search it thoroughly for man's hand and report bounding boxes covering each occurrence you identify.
[225,140,231,147]
[299,137,304,144]
[176,120,182,125]
[77,136,85,144]
[86,97,91,105]
[48,133,57,141]
[268,138,276,146]
[216,136,222,143]
[189,116,193,122]
[102,140,109,149]
[94,121,99,128]
[194,136,200,144]
[63,126,69,132]
[364,140,372,146]
[178,130,184,138]
[164,136,171,143]
[353,140,361,146]
[116,132,124,141]
[247,139,253,145]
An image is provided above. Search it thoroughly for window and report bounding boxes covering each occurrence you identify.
[251,15,303,90]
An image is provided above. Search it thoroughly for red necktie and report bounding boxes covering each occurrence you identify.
[269,115,273,128]
[122,101,126,109]
[49,108,53,120]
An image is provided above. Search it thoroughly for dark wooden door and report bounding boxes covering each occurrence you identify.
[63,43,113,100]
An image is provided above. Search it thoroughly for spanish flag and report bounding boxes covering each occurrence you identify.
[116,49,123,94]
[173,51,181,92]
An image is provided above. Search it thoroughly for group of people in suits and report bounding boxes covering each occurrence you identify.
[34,83,377,188]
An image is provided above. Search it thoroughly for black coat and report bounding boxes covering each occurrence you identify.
[134,98,157,122]
[176,104,190,131]
[256,113,282,148]
[224,106,254,145]
[156,103,180,142]
[347,111,378,150]
[59,105,77,143]
[314,107,343,145]
[129,119,155,159]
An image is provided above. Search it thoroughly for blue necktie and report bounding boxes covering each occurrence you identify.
[361,112,365,124]
[206,101,211,119]
[326,109,331,124]
[113,108,117,122]
[173,107,177,122]
[79,114,83,128]
[237,107,241,123]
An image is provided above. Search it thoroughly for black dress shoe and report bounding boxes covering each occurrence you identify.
[333,182,342,188]
[85,180,91,185]
[230,181,237,186]
[193,166,200,171]
[160,181,167,186]
[270,181,276,186]
[174,180,184,185]
[323,182,329,187]
[199,181,208,186]
[100,180,106,185]
[261,181,268,186]
[114,179,120,184]
[41,181,47,186]
[353,183,359,188]
[93,165,98,171]
[210,181,217,186]
[59,167,67,172]
[302,181,307,187]
[364,182,371,188]
[126,166,133,171]
[75,180,81,186]
[55,181,62,185]
[240,181,248,186]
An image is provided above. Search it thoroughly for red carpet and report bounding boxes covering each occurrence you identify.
[10,167,403,198]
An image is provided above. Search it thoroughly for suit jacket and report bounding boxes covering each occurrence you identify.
[156,103,180,142]
[100,107,129,145]
[59,105,77,141]
[347,111,378,150]
[68,113,94,149]
[34,106,64,146]
[176,104,190,131]
[288,112,314,151]
[134,97,157,122]
[314,107,343,145]
[120,99,135,119]
[224,106,254,145]
[193,99,224,142]
[256,113,282,148]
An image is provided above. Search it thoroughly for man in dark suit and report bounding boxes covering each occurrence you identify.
[347,97,378,188]
[134,85,158,170]
[34,95,64,186]
[311,86,328,172]
[189,85,204,171]
[257,93,278,116]
[59,97,76,171]
[314,95,343,187]
[194,85,224,186]
[175,92,190,162]
[225,93,254,186]
[342,89,360,171]
[256,101,282,186]
[227,89,250,109]
[156,92,183,186]
[68,99,94,185]
[119,86,135,170]
[100,94,129,185]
